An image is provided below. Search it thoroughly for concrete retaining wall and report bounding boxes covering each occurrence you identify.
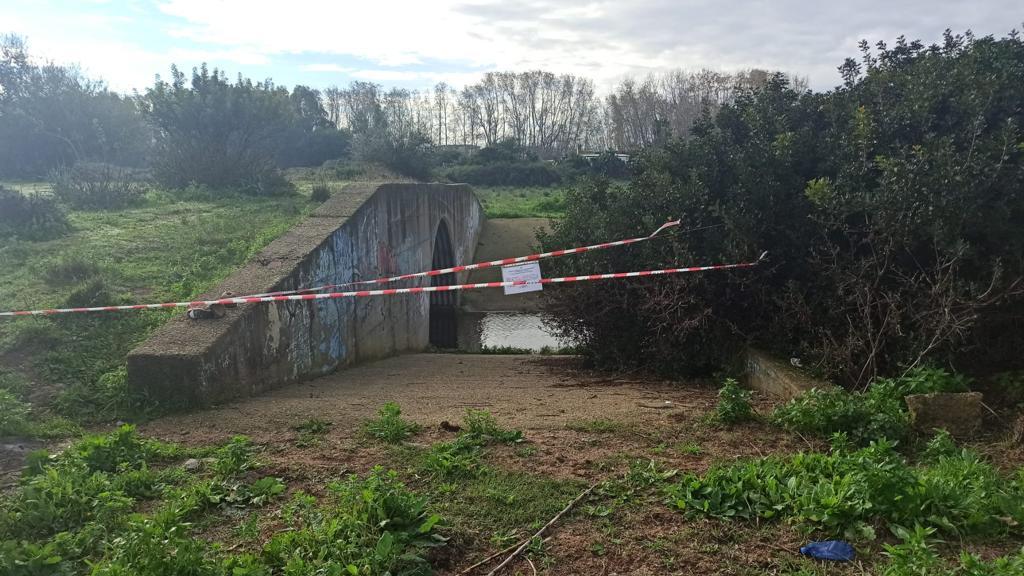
[127,183,483,408]
[745,348,829,400]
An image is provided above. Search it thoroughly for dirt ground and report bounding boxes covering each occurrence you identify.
[141,353,855,575]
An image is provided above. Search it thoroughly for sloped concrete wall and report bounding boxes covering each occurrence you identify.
[745,348,830,400]
[127,183,483,408]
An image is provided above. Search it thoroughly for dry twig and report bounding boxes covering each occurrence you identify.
[485,483,597,576]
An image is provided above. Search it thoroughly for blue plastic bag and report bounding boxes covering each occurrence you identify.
[799,540,856,562]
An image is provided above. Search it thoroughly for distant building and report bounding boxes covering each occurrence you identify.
[577,151,631,163]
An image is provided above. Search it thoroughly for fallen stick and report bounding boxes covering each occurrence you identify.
[485,483,597,576]
[456,541,523,575]
[456,536,552,575]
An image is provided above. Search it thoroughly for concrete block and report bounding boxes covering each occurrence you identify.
[744,348,830,400]
[905,392,983,438]
[127,183,483,408]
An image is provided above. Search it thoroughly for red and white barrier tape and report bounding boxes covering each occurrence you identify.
[0,256,764,317]
[244,219,684,298]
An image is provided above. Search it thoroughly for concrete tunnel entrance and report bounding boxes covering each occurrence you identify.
[429,219,458,348]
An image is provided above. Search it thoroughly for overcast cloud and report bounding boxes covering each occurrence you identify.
[2,0,1021,92]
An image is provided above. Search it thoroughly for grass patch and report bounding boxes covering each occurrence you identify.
[472,186,566,219]
[293,417,332,447]
[0,188,312,427]
[426,467,584,538]
[566,418,624,434]
[364,402,422,443]
[421,409,525,479]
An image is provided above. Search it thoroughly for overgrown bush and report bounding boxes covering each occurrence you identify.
[145,65,295,196]
[541,31,1024,385]
[665,437,1024,541]
[772,367,968,444]
[355,130,434,180]
[0,186,69,241]
[48,162,146,210]
[310,179,333,203]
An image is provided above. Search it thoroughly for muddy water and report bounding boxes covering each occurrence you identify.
[457,312,572,352]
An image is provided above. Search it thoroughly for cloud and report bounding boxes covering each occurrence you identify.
[300,63,356,73]
[154,0,1021,89]
[349,69,484,87]
[6,0,1022,92]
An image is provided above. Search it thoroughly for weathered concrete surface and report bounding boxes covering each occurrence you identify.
[127,183,483,408]
[460,218,551,313]
[744,348,830,400]
[905,392,983,438]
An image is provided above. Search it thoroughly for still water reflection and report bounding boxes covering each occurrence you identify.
[457,312,571,352]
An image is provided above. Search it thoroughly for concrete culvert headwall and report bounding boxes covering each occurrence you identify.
[127,183,483,409]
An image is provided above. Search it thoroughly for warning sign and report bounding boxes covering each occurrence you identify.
[501,261,543,295]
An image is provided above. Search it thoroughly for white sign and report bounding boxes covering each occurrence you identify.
[501,261,543,296]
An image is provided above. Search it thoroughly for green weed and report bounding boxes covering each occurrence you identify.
[665,437,1024,542]
[260,467,445,575]
[712,378,755,425]
[364,402,422,443]
[881,524,1024,575]
[463,409,524,444]
[772,367,969,445]
[293,417,332,447]
[0,389,32,436]
[675,442,702,456]
[423,436,486,479]
[421,410,525,479]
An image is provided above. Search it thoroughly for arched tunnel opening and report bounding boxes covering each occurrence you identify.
[428,219,458,348]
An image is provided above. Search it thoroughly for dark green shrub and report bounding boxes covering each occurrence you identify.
[0,186,69,241]
[48,163,146,210]
[145,65,296,196]
[541,32,1024,384]
[310,181,332,203]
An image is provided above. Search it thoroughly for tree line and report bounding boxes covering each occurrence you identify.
[322,68,800,157]
[1,31,805,190]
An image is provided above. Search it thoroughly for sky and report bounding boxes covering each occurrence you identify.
[2,0,1021,94]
